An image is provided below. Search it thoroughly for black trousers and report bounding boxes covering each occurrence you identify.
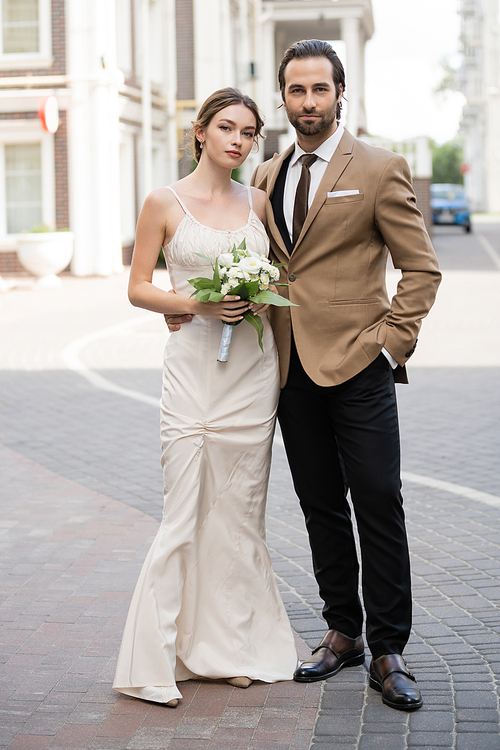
[278,339,412,659]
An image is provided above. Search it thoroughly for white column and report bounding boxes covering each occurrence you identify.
[66,0,123,276]
[257,18,278,130]
[165,0,178,185]
[194,0,231,101]
[141,0,152,197]
[341,16,362,136]
[357,35,367,134]
[237,0,250,89]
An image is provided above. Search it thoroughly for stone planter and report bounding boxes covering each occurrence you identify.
[16,232,74,287]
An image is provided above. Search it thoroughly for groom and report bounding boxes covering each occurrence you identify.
[249,39,440,711]
[167,40,441,711]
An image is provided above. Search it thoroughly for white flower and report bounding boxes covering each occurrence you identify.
[228,266,240,278]
[260,274,270,286]
[221,282,231,294]
[243,271,252,282]
[271,266,280,281]
[218,252,235,267]
[239,256,262,274]
[248,250,261,260]
[228,277,239,288]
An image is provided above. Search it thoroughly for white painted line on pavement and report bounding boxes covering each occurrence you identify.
[61,316,160,407]
[401,471,500,509]
[64,320,500,512]
[273,435,500,510]
[478,233,500,271]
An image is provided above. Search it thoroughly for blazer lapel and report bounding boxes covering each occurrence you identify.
[295,129,355,249]
[264,145,295,259]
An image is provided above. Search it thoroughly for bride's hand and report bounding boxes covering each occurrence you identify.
[165,296,248,329]
[197,295,250,323]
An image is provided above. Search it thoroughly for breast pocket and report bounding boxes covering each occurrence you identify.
[324,193,365,206]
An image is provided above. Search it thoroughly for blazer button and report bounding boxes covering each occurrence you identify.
[405,338,418,358]
[288,273,296,282]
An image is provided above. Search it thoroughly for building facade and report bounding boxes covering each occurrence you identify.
[458,0,500,212]
[0,0,178,275]
[1,1,432,279]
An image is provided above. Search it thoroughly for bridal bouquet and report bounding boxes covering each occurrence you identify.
[188,239,297,362]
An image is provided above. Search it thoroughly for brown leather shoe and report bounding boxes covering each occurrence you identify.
[369,654,423,710]
[293,630,365,682]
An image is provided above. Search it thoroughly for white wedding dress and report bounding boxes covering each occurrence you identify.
[113,187,297,704]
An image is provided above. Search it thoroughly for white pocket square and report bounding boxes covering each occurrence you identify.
[327,190,360,197]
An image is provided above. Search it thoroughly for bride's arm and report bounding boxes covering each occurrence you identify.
[128,190,249,322]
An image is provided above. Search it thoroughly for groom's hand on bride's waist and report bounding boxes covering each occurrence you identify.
[164,289,193,332]
[164,312,193,331]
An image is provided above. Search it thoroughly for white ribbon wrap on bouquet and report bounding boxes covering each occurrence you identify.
[217,323,234,363]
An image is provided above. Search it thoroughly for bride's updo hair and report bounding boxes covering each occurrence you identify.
[189,87,265,163]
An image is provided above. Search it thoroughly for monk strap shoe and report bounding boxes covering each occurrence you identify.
[293,630,365,682]
[369,654,423,710]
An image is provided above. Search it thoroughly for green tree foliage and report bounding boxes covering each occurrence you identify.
[431,140,464,185]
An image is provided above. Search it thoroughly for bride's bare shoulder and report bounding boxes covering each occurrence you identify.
[144,186,177,210]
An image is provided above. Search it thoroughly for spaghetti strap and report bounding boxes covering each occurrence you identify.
[246,186,253,210]
[166,186,191,216]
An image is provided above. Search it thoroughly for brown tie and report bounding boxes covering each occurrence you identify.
[292,154,318,246]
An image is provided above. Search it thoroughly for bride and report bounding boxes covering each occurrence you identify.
[113,87,298,706]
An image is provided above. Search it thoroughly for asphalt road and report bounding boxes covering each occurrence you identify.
[430,219,500,271]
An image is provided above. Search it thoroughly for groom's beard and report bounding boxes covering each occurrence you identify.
[285,104,337,137]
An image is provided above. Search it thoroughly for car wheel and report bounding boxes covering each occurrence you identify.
[465,224,471,233]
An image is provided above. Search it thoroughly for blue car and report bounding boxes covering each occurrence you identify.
[430,183,471,232]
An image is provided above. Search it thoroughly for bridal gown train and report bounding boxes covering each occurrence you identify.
[113,187,297,703]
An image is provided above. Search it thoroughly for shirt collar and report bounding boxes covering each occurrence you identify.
[290,122,345,167]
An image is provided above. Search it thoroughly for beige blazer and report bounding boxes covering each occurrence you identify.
[251,129,442,387]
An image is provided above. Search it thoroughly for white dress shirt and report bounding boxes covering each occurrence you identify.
[283,121,398,370]
[283,122,345,243]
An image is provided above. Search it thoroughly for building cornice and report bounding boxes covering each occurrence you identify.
[261,0,374,38]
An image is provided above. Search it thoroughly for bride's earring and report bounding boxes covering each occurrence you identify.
[198,140,204,150]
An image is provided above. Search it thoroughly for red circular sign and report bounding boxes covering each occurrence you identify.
[38,96,59,133]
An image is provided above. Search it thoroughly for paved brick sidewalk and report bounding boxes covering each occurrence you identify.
[1,267,500,749]
[0,444,320,750]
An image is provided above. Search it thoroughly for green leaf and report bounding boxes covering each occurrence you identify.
[243,311,264,351]
[237,238,247,252]
[195,289,213,302]
[231,243,240,263]
[213,257,221,292]
[248,290,299,307]
[244,280,260,297]
[187,276,215,290]
[208,290,225,302]
[194,252,215,264]
[229,282,248,299]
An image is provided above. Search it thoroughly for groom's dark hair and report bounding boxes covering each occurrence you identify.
[278,39,346,121]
